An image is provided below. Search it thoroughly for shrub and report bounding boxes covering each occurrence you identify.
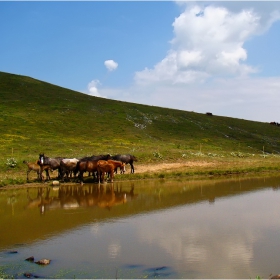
[6,158,17,168]
[153,152,163,159]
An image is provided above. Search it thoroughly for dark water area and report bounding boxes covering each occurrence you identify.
[1,175,280,279]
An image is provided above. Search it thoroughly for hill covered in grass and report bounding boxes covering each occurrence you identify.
[1,70,280,165]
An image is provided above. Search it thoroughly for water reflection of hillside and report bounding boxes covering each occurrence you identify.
[1,175,280,250]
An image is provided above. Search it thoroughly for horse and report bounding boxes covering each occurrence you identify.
[60,158,79,181]
[39,153,64,180]
[75,154,112,183]
[23,160,52,181]
[107,159,126,174]
[111,154,138,173]
[78,154,111,162]
[97,160,126,183]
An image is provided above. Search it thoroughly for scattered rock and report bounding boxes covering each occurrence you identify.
[7,250,18,254]
[52,180,60,186]
[35,258,51,265]
[25,256,35,262]
[23,272,39,278]
[270,275,280,279]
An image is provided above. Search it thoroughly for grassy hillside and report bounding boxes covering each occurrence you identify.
[1,71,280,185]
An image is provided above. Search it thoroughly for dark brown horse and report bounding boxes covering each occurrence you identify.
[111,154,138,173]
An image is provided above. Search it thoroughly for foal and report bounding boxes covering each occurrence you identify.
[23,160,52,181]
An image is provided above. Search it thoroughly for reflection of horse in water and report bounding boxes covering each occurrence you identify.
[26,187,57,214]
[97,184,127,210]
[25,184,135,214]
[59,184,127,210]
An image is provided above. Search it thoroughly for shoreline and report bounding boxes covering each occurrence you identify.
[1,158,280,189]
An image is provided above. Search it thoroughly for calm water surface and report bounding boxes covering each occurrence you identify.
[1,175,280,279]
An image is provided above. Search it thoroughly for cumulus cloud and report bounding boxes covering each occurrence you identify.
[135,4,263,86]
[87,79,104,97]
[104,60,118,71]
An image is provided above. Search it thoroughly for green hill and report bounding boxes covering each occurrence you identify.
[1,71,280,185]
[1,71,280,158]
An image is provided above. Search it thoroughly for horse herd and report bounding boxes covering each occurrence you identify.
[24,153,138,184]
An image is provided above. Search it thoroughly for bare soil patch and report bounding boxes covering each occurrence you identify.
[134,161,217,173]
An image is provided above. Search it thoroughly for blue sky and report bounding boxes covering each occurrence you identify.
[1,1,280,122]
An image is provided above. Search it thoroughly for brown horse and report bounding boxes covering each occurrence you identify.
[76,160,99,184]
[75,154,111,184]
[97,160,126,183]
[23,160,52,181]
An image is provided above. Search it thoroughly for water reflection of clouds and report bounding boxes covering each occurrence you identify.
[108,242,121,259]
[133,190,280,278]
[90,223,100,234]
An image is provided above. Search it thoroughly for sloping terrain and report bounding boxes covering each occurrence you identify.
[1,71,280,163]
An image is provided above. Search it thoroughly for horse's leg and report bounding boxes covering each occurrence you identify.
[79,171,84,185]
[130,162,134,173]
[101,171,105,183]
[45,169,51,181]
[57,167,62,180]
[27,170,30,181]
[39,166,44,181]
[62,169,69,181]
[110,170,114,183]
[92,171,96,182]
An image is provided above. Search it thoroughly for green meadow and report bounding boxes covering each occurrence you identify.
[1,71,280,186]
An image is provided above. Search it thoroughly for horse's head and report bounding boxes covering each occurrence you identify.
[105,154,112,160]
[39,153,45,165]
[120,162,126,174]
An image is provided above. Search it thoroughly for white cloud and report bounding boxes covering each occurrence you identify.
[127,2,280,122]
[104,60,118,71]
[87,79,104,97]
[85,2,280,123]
[135,4,261,86]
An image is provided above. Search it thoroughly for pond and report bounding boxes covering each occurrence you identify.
[1,175,280,279]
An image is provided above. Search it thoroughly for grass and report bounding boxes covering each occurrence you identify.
[1,71,280,187]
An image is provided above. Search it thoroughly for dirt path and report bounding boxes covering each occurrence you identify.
[134,161,217,173]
